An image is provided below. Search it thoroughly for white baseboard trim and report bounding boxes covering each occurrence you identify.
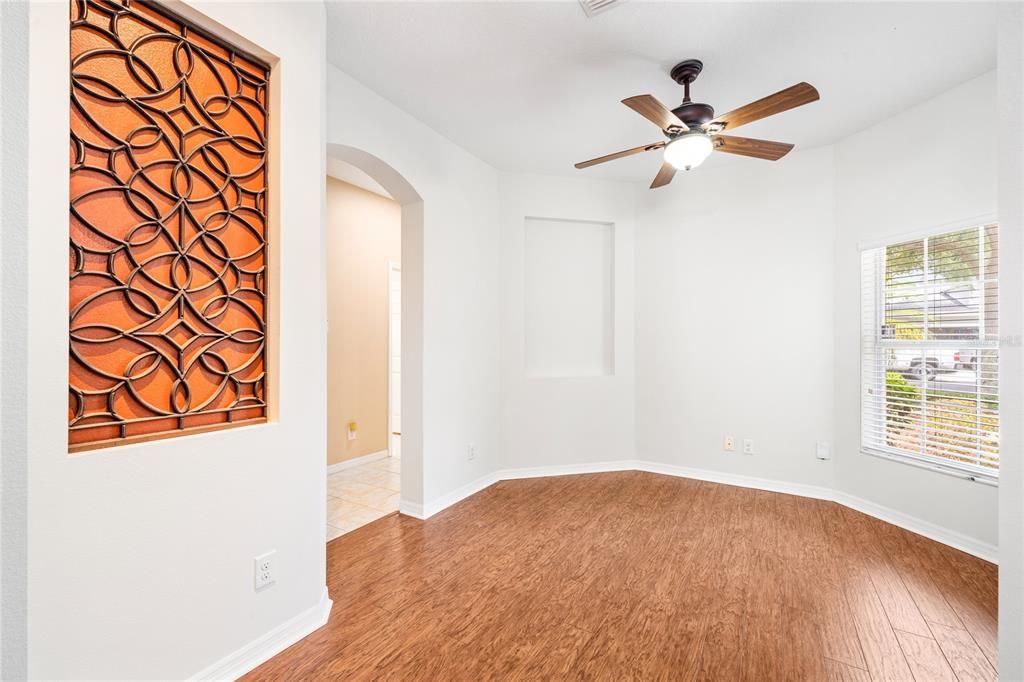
[422,471,500,518]
[190,586,332,681]
[634,460,834,502]
[412,459,997,564]
[406,462,637,521]
[326,449,389,474]
[834,491,998,564]
[398,499,425,519]
[497,460,637,481]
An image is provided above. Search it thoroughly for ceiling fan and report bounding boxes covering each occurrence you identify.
[574,59,819,189]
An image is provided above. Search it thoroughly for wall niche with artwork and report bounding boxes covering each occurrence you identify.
[68,0,270,451]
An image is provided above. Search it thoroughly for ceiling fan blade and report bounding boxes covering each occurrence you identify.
[707,82,819,132]
[622,95,686,132]
[574,141,665,169]
[713,135,794,161]
[650,161,677,189]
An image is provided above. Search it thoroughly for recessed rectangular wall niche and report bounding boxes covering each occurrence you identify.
[69,0,270,451]
[524,217,614,378]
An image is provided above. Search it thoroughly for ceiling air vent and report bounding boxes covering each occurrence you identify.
[578,0,622,18]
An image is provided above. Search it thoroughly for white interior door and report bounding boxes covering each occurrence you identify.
[388,262,401,458]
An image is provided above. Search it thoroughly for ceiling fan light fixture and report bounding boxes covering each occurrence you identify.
[663,131,713,171]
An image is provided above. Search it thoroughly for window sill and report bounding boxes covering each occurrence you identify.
[861,448,998,487]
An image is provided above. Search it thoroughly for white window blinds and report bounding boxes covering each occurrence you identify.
[861,224,999,479]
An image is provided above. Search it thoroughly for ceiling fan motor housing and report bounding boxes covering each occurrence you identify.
[669,59,714,127]
[671,101,715,127]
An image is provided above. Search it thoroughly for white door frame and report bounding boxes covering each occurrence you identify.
[387,260,401,458]
[326,143,423,515]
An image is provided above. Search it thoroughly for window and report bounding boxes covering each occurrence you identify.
[861,224,999,480]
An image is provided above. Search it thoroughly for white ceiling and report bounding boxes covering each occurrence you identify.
[325,2,997,182]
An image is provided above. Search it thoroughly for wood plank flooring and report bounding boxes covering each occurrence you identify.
[244,471,997,681]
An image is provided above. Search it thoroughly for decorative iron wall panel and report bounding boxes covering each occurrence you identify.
[69,0,269,450]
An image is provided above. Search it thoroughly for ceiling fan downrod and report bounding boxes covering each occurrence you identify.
[669,60,715,128]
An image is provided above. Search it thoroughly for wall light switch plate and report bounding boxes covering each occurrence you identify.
[723,435,735,452]
[254,551,275,590]
[742,439,754,455]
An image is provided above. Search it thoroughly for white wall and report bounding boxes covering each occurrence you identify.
[634,147,836,489]
[833,72,999,548]
[24,3,327,679]
[326,66,503,505]
[524,217,614,378]
[997,7,1024,675]
[1,1,30,677]
[500,173,635,469]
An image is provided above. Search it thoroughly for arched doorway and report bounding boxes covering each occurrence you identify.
[324,143,424,533]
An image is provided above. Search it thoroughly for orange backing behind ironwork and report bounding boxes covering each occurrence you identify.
[69,0,269,451]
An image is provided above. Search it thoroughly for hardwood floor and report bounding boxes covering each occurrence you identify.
[244,471,998,681]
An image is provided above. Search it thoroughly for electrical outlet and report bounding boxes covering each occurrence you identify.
[742,438,754,455]
[467,443,477,460]
[254,551,275,590]
[816,442,831,460]
[723,435,735,452]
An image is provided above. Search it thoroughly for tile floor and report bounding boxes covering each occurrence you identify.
[326,454,400,542]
